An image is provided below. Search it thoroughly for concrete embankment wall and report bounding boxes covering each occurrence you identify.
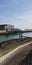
[0,42,32,65]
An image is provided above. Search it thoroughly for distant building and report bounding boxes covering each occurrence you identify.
[0,24,14,31]
[0,24,7,30]
[5,25,14,31]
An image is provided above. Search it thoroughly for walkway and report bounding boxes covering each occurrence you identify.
[0,41,32,65]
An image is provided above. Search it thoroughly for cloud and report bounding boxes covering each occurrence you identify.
[0,16,16,25]
[16,15,32,29]
[17,15,32,19]
[0,16,11,24]
[0,15,32,29]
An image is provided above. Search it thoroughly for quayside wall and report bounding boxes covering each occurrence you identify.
[0,42,32,65]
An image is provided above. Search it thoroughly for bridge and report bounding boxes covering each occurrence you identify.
[0,41,32,65]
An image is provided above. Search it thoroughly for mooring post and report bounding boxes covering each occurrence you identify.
[21,32,23,41]
[19,32,23,41]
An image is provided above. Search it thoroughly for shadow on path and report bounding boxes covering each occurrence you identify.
[19,50,32,65]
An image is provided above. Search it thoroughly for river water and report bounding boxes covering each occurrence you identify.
[0,32,32,42]
[23,32,32,37]
[13,32,32,39]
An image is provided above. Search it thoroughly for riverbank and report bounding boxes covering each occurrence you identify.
[0,37,32,57]
[0,41,32,65]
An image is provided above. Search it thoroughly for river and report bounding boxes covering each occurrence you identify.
[23,32,32,37]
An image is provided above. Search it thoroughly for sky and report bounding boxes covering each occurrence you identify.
[0,0,32,29]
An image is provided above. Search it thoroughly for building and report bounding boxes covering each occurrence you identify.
[0,24,7,30]
[5,25,14,31]
[0,24,14,31]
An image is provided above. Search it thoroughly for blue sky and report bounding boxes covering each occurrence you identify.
[0,0,32,29]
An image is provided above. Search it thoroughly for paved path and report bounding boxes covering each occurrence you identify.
[19,51,32,65]
[0,41,32,64]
